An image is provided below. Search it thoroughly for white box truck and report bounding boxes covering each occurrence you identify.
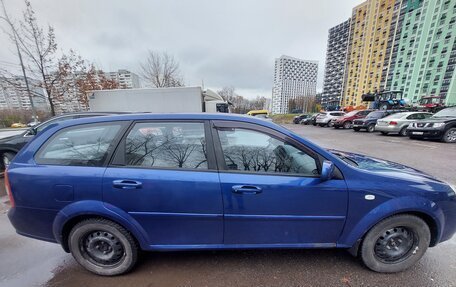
[87,86,229,113]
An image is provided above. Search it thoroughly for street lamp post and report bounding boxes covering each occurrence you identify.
[0,6,38,121]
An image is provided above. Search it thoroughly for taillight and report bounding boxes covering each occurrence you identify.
[389,121,398,125]
[4,169,15,208]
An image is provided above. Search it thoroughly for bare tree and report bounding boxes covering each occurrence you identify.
[218,86,268,114]
[140,51,184,88]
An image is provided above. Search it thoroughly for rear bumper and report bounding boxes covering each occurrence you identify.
[375,125,401,133]
[407,128,444,139]
[8,206,58,243]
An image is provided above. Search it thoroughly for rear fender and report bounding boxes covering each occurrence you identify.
[52,200,150,250]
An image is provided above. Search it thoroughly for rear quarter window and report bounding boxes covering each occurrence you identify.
[35,123,123,166]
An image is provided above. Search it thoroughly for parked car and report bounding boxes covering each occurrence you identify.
[352,110,403,133]
[310,113,321,126]
[316,111,345,127]
[407,107,456,143]
[375,112,433,136]
[10,123,27,128]
[7,113,456,276]
[333,110,372,129]
[0,112,123,171]
[300,113,318,125]
[293,114,310,124]
[27,119,41,127]
[253,114,273,122]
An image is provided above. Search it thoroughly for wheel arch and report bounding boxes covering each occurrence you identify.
[53,200,150,252]
[341,196,444,256]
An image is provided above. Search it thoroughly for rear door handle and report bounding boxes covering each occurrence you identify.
[112,180,142,190]
[232,185,262,195]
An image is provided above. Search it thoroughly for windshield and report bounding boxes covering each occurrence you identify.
[366,111,385,118]
[432,107,456,118]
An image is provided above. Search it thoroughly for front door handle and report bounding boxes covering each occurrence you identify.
[113,179,142,190]
[232,185,262,195]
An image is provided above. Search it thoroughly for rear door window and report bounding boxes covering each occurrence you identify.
[124,122,208,169]
[35,123,123,166]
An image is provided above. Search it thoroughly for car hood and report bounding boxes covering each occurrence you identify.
[0,133,25,144]
[416,117,456,123]
[328,149,439,181]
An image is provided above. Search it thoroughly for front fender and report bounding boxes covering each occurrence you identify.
[338,196,444,247]
[53,200,150,250]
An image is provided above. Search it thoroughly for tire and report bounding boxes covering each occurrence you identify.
[442,128,456,143]
[353,127,360,132]
[343,121,352,129]
[2,151,16,171]
[399,126,408,137]
[360,214,430,273]
[367,124,375,133]
[68,218,138,276]
[380,132,388,135]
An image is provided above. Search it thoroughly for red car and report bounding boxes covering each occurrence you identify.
[333,110,373,129]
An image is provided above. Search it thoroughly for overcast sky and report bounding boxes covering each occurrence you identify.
[0,0,362,98]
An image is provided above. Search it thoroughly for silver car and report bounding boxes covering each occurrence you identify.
[315,111,345,127]
[375,112,433,136]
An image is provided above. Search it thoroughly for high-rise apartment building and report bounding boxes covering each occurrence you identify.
[321,19,351,109]
[272,55,318,114]
[0,77,48,111]
[105,70,140,89]
[386,0,456,106]
[343,0,399,107]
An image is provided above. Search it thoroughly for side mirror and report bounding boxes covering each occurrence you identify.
[320,160,335,182]
[25,128,36,136]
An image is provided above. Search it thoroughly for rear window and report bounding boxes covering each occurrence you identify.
[35,123,123,166]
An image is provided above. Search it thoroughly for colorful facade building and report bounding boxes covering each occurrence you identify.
[386,0,456,106]
[343,0,399,107]
[322,0,456,108]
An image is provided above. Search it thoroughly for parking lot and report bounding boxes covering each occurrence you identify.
[1,124,456,287]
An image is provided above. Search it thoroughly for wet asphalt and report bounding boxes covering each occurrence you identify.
[1,124,455,287]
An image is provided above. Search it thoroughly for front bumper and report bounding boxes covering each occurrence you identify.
[352,122,368,129]
[407,128,445,139]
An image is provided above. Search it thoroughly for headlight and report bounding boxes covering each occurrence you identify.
[432,123,445,128]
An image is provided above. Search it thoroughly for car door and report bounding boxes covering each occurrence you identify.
[212,121,348,246]
[102,120,223,247]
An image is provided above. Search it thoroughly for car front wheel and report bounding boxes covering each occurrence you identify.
[360,214,430,273]
[343,121,352,129]
[367,124,375,133]
[68,218,138,276]
[442,128,456,143]
[2,151,16,171]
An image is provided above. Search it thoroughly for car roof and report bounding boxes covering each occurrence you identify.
[41,113,282,130]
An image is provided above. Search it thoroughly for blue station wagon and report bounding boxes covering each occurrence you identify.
[6,113,456,276]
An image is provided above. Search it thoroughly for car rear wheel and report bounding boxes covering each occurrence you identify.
[399,126,408,137]
[442,128,456,143]
[367,124,375,133]
[360,214,430,273]
[68,218,138,276]
[343,121,352,129]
